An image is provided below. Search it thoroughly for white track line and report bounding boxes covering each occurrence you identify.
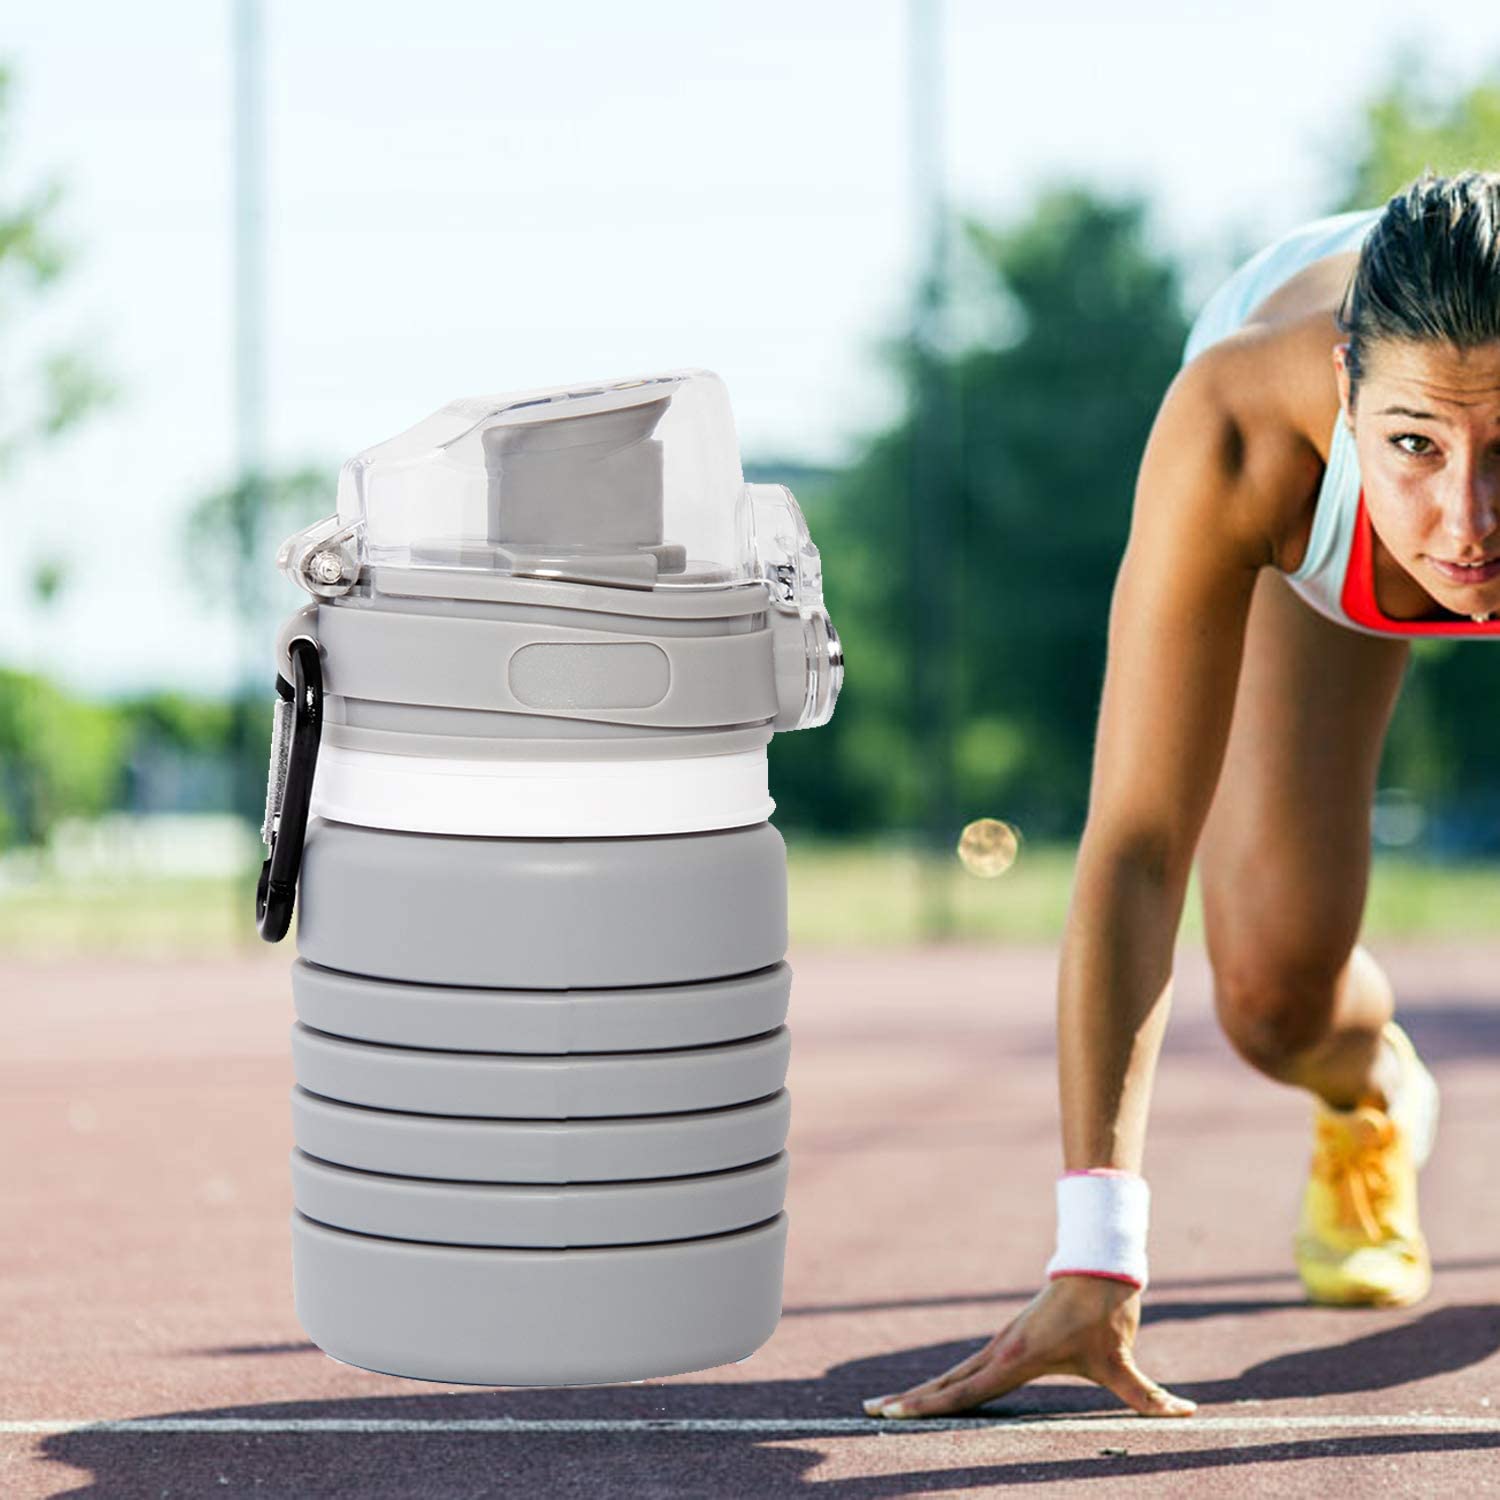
[2,1415,1498,1435]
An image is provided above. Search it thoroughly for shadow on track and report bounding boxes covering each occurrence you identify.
[37,1304,1500,1496]
[800,1434,1500,1494]
[767,1253,1500,1319]
[1397,1004,1500,1063]
[1177,1301,1500,1404]
[35,1427,1500,1498]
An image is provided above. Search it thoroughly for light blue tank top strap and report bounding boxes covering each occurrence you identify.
[1181,208,1380,366]
[1180,207,1385,636]
[1282,411,1388,633]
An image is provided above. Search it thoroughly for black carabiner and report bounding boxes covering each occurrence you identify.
[256,636,323,942]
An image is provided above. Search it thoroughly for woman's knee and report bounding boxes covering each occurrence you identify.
[1212,954,1347,1077]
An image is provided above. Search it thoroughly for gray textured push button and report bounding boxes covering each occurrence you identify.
[508,641,670,709]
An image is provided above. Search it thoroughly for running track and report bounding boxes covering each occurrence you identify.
[3,940,1498,1497]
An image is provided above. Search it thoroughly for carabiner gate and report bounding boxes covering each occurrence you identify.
[256,636,323,942]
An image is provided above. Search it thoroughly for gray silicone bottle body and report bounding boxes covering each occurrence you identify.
[261,371,841,1386]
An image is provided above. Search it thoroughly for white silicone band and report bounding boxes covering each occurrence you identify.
[308,743,774,837]
[1043,1169,1150,1290]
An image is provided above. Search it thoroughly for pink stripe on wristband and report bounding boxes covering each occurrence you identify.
[1047,1268,1145,1289]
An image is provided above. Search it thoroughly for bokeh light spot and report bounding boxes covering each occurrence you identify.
[957,818,1021,877]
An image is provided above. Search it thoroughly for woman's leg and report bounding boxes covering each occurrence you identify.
[1194,566,1410,1107]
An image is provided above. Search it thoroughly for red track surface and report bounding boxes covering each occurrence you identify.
[3,940,1498,1497]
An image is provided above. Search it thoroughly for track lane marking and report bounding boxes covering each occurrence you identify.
[4,1415,1500,1435]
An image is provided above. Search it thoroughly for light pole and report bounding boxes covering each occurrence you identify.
[907,0,961,937]
[231,0,269,929]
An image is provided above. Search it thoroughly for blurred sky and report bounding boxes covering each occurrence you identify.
[3,0,1498,696]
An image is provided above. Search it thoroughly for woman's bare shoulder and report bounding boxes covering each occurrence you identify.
[1173,318,1339,572]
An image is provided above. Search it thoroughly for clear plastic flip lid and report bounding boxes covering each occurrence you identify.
[277,367,842,728]
[280,369,767,592]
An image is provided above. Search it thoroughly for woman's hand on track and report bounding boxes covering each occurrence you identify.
[861,1275,1197,1420]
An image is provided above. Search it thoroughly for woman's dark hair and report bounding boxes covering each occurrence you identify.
[1338,168,1500,410]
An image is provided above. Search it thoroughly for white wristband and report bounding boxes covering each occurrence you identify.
[1043,1169,1150,1290]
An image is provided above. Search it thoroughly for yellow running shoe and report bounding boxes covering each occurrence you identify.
[1293,1022,1437,1308]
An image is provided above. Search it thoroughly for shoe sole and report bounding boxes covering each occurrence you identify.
[1301,1274,1432,1308]
[1296,1235,1433,1308]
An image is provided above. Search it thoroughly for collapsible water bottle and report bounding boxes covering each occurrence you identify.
[256,370,841,1386]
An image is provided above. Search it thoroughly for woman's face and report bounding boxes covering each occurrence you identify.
[1336,336,1500,613]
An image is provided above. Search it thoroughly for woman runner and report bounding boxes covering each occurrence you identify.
[865,169,1499,1421]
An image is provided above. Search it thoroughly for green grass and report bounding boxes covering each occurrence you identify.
[1,840,1497,956]
[784,837,1500,945]
[0,867,265,957]
[785,836,1084,945]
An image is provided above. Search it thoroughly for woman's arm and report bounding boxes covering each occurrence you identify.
[867,343,1282,1421]
[1060,343,1271,1173]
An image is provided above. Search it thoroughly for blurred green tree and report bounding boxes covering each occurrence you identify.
[115,689,234,755]
[0,66,116,473]
[801,184,1189,839]
[181,463,334,823]
[0,668,126,845]
[0,62,117,848]
[182,463,333,619]
[1335,65,1500,212]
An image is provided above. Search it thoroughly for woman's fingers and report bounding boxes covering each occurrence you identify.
[860,1355,982,1417]
[1093,1351,1197,1418]
[871,1359,1038,1419]
[862,1318,1025,1417]
[865,1341,1038,1419]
